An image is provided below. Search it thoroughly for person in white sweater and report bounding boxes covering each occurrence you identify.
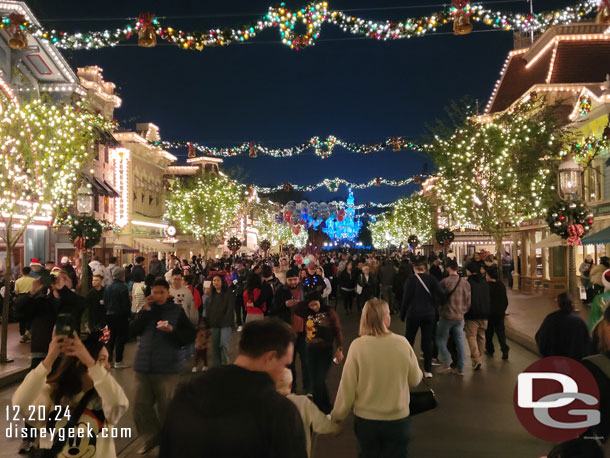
[277,368,340,457]
[12,330,129,457]
[331,298,423,457]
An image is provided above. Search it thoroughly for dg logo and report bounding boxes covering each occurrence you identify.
[513,356,600,442]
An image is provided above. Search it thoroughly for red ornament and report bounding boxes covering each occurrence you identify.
[559,216,565,221]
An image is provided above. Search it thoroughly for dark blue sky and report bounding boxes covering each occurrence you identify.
[31,0,572,206]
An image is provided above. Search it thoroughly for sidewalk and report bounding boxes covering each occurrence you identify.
[504,289,590,354]
[0,322,30,389]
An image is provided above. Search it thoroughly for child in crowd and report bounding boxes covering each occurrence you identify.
[276,368,340,457]
[193,318,211,372]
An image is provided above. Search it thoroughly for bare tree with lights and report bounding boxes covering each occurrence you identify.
[0,98,105,363]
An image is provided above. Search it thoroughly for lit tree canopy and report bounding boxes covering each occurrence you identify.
[370,193,433,249]
[0,97,109,363]
[426,99,566,235]
[0,98,106,245]
[164,173,244,251]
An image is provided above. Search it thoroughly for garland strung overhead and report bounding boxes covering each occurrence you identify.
[254,175,424,193]
[158,136,424,159]
[3,1,604,51]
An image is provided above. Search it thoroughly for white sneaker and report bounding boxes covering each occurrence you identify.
[431,358,442,366]
[236,326,243,332]
[202,366,208,371]
[424,371,433,378]
[191,367,198,373]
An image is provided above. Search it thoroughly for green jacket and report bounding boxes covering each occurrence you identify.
[589,290,610,330]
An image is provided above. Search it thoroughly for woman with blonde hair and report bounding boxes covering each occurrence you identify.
[331,298,423,458]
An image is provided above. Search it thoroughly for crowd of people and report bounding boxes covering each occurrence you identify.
[6,247,610,457]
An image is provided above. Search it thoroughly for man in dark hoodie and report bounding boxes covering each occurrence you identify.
[464,262,490,371]
[401,257,444,378]
[484,266,510,360]
[160,319,307,458]
[130,278,196,455]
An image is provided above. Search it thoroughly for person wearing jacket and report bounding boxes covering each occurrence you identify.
[12,329,129,458]
[590,269,610,331]
[464,263,490,371]
[159,319,307,458]
[590,256,610,296]
[357,265,376,312]
[294,291,343,414]
[378,259,396,314]
[129,277,196,455]
[207,274,235,366]
[271,269,312,395]
[535,292,590,360]
[148,254,164,277]
[104,267,131,369]
[401,258,444,378]
[338,261,357,314]
[485,266,510,360]
[437,260,471,375]
[332,298,423,457]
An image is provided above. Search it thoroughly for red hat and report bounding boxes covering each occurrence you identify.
[29,258,42,267]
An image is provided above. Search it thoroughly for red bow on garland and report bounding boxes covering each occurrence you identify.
[73,236,86,254]
[600,0,610,11]
[138,12,155,31]
[7,13,25,34]
[567,224,585,246]
[451,0,470,11]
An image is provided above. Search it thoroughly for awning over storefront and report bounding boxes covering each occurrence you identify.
[133,238,174,253]
[83,174,120,198]
[582,225,610,245]
[533,234,565,249]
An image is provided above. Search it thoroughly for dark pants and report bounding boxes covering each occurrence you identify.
[309,345,333,414]
[290,332,311,394]
[106,314,129,363]
[485,315,509,355]
[354,416,411,458]
[235,295,245,326]
[405,315,435,372]
[341,290,355,313]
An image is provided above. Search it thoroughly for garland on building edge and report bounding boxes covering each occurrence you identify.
[3,1,604,51]
[69,216,103,251]
[546,200,594,246]
[163,136,425,159]
[436,228,455,247]
[254,175,424,193]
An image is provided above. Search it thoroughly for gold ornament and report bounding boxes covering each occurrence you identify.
[138,13,157,47]
[453,14,473,35]
[8,30,28,49]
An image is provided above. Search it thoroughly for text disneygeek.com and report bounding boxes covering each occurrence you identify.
[5,424,133,441]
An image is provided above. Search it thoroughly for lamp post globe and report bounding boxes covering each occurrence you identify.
[557,156,582,201]
[77,184,94,216]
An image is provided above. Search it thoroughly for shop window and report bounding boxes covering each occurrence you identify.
[104,147,109,164]
[586,167,601,202]
[104,197,109,213]
[94,195,99,212]
[149,195,153,205]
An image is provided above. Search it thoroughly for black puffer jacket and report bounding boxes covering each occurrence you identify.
[160,365,307,458]
[465,274,490,320]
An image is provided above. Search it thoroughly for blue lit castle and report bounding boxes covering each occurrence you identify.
[322,189,362,244]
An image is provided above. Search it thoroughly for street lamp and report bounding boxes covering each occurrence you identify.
[557,155,583,302]
[77,184,94,295]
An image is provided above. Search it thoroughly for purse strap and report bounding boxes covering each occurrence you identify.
[415,274,432,297]
[446,277,461,299]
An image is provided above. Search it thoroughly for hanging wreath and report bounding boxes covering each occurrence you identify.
[69,216,103,251]
[436,228,455,247]
[227,236,242,253]
[546,200,594,245]
[260,239,271,252]
[407,235,419,249]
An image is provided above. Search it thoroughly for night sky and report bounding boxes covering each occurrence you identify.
[28,0,574,207]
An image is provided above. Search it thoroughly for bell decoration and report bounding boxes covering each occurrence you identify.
[597,0,610,25]
[391,137,401,152]
[7,13,27,50]
[452,0,473,35]
[187,142,196,158]
[413,175,422,185]
[283,182,292,192]
[249,141,258,158]
[375,177,382,186]
[137,12,157,47]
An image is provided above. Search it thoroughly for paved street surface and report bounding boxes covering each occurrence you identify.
[0,299,554,458]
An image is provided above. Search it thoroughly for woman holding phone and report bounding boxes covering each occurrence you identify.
[12,329,129,457]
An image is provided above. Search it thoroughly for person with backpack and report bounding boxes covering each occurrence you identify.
[401,257,444,378]
[436,260,470,376]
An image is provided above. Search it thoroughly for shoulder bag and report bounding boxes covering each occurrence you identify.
[410,377,437,416]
